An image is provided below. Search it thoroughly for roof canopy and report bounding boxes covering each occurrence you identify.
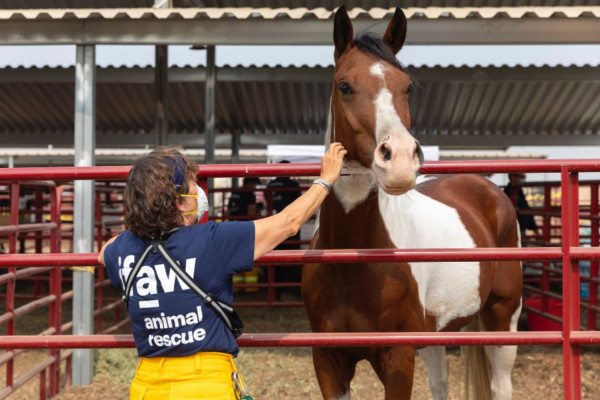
[1,64,598,150]
[1,4,599,166]
[1,1,598,8]
[0,6,599,45]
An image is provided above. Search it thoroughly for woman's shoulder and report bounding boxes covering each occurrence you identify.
[179,221,254,238]
[102,230,144,265]
[184,220,254,230]
[110,230,145,250]
[114,229,134,242]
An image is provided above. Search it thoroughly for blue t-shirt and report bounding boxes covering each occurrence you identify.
[103,221,255,358]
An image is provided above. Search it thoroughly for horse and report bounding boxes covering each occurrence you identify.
[301,6,523,400]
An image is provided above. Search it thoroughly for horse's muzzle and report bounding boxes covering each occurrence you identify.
[373,135,421,194]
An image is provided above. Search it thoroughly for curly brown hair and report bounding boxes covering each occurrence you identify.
[124,146,198,239]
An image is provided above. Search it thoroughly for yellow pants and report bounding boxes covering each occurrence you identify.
[130,352,242,400]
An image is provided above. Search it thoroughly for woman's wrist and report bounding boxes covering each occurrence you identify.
[318,175,335,185]
[313,178,331,193]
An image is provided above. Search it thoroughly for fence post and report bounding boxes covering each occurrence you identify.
[542,184,552,311]
[49,185,61,396]
[560,166,581,400]
[589,183,598,331]
[5,183,18,396]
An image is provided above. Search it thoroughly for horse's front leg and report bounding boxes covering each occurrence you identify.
[369,346,416,400]
[417,346,448,400]
[312,348,357,400]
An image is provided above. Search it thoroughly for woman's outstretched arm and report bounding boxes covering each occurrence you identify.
[253,142,346,260]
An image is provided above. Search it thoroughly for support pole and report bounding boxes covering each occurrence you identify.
[72,44,96,386]
[232,131,240,189]
[153,0,170,146]
[205,46,216,213]
[154,45,169,146]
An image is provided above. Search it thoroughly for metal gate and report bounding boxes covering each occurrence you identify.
[2,159,600,399]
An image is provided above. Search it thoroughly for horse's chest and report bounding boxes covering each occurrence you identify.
[378,187,482,331]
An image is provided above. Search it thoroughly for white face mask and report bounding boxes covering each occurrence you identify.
[181,183,209,223]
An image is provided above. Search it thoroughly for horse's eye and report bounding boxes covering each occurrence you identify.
[338,82,353,96]
[406,84,414,95]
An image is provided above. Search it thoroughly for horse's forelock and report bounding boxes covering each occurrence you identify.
[353,33,404,71]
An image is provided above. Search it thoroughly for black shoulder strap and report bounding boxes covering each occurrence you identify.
[122,240,156,307]
[122,239,237,332]
[153,241,236,331]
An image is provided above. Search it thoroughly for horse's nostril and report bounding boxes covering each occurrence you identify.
[381,144,392,162]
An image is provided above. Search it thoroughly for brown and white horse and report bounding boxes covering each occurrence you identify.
[302,6,523,400]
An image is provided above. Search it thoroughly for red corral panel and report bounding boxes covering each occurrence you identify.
[1,160,600,400]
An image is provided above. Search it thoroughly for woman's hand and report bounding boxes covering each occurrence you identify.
[319,142,347,184]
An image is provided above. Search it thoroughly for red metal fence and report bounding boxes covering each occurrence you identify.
[1,159,600,399]
[512,179,600,332]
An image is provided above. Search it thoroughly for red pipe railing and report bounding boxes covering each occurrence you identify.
[2,160,600,400]
[0,247,567,267]
[0,180,61,399]
[508,178,600,333]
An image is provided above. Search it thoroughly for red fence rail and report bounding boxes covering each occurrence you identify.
[0,179,62,399]
[2,160,600,400]
[511,179,600,333]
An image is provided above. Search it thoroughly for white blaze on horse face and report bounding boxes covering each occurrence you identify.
[369,62,420,195]
[378,177,482,331]
[369,62,406,144]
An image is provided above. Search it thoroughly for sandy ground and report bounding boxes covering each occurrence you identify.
[3,301,600,400]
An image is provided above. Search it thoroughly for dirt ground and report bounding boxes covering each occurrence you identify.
[4,295,600,400]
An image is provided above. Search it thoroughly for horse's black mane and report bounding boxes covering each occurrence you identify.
[353,33,405,71]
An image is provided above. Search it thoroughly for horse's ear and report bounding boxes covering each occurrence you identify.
[382,7,407,55]
[333,5,354,61]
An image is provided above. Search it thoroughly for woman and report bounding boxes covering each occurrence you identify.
[98,143,346,400]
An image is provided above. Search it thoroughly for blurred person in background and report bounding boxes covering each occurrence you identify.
[504,172,539,235]
[227,177,260,219]
[267,161,302,300]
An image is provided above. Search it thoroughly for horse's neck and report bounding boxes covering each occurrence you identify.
[318,189,391,249]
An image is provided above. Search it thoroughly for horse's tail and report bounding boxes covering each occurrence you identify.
[462,315,492,400]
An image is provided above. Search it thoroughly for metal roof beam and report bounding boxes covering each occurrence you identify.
[0,9,599,45]
[2,65,599,83]
[410,66,600,83]
[2,131,600,148]
[0,66,334,82]
[416,134,600,148]
[0,132,327,147]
